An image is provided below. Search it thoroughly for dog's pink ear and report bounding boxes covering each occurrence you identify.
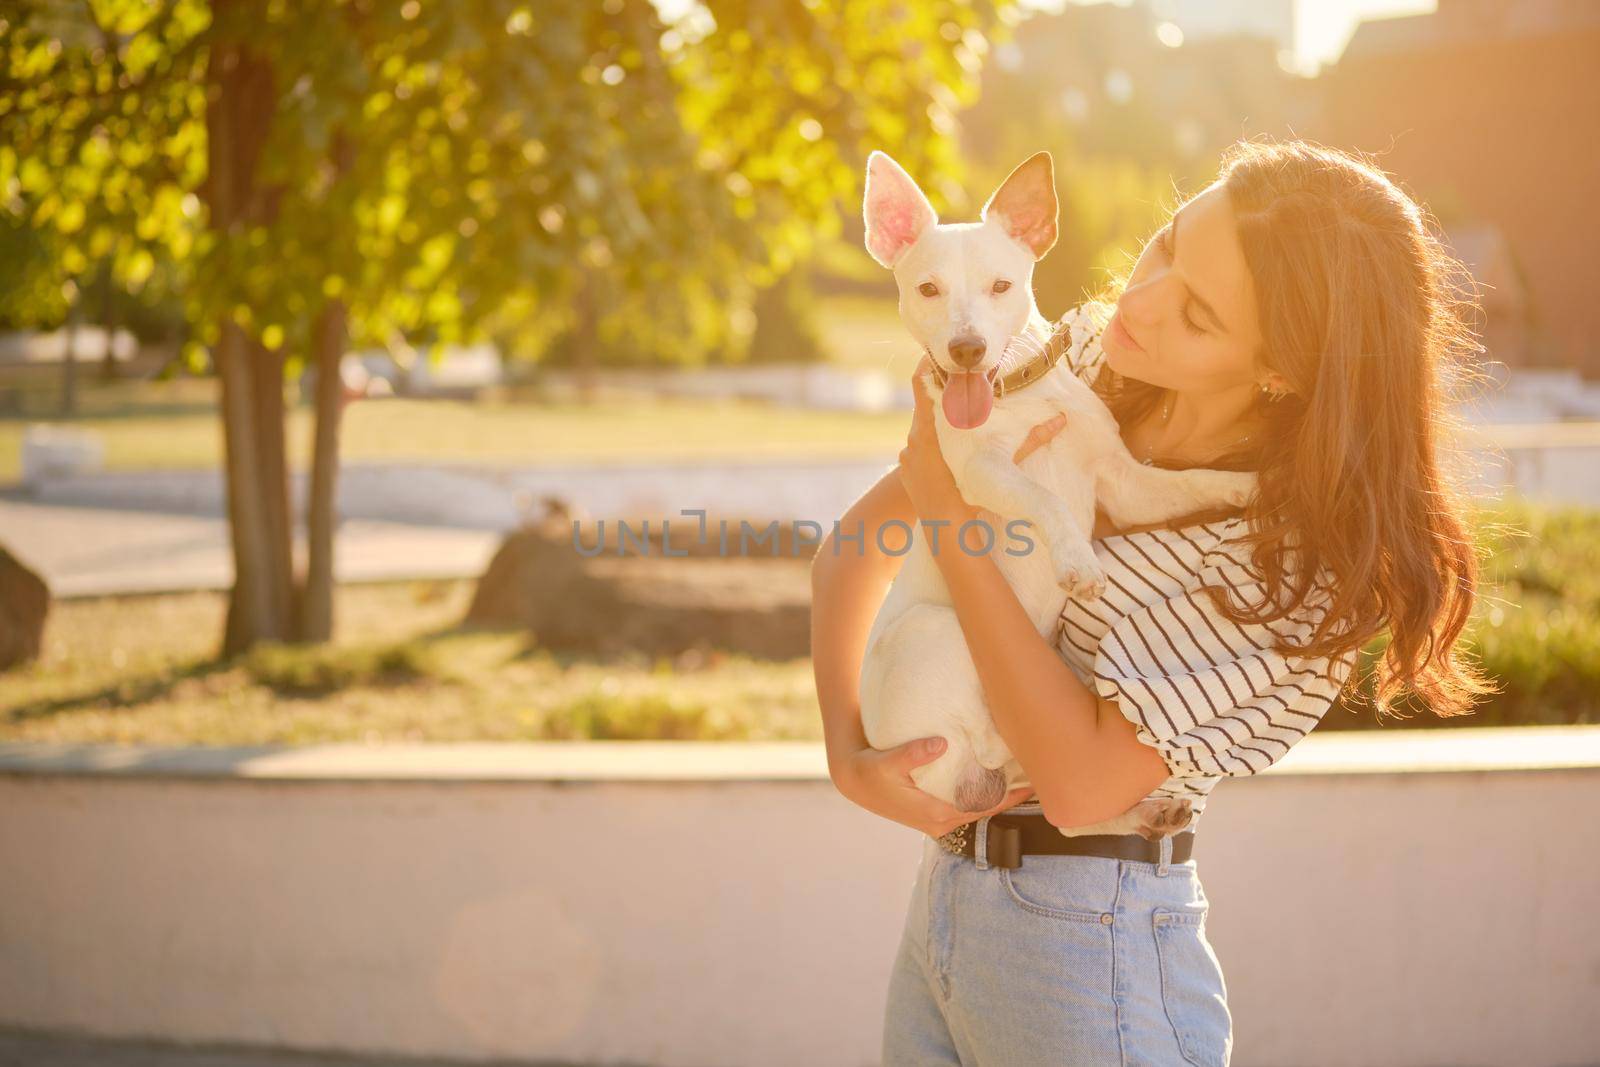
[863,151,936,269]
[981,152,1058,259]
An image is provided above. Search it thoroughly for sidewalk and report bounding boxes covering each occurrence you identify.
[9,457,895,531]
[0,1029,604,1067]
[0,457,891,597]
[0,496,497,598]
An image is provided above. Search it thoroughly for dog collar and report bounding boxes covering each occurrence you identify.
[927,320,1072,398]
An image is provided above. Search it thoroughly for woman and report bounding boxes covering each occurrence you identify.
[810,139,1491,1065]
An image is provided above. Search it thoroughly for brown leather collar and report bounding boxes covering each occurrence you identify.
[927,320,1071,399]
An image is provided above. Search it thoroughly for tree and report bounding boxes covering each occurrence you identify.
[1,0,1009,653]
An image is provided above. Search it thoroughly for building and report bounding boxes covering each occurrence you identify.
[1314,0,1600,371]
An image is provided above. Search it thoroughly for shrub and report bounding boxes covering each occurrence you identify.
[244,640,437,697]
[539,691,743,741]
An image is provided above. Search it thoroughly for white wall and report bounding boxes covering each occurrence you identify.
[0,730,1597,1067]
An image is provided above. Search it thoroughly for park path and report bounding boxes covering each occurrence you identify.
[0,496,498,598]
[0,457,893,597]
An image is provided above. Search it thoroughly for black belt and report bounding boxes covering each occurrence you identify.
[936,813,1196,869]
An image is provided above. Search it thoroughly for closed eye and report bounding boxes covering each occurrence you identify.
[1154,227,1206,337]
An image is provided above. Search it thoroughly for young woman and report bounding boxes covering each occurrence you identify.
[810,138,1491,1065]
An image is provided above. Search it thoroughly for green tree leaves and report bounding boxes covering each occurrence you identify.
[3,0,1006,368]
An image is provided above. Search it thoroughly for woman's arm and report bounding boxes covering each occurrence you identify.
[809,466,911,778]
[896,363,1171,829]
[810,465,1034,836]
[929,512,1172,827]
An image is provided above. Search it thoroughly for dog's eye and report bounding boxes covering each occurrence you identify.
[991,280,1012,294]
[918,282,940,298]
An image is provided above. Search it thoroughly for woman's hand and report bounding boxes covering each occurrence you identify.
[834,735,1036,839]
[897,356,972,520]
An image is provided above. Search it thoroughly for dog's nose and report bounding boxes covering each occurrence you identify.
[948,337,986,370]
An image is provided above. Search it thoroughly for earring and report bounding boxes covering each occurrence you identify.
[1257,381,1290,402]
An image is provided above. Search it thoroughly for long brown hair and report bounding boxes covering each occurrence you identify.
[1090,138,1494,719]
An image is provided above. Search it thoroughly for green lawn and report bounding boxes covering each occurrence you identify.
[0,296,913,481]
[0,579,823,745]
[5,502,1599,745]
[0,391,915,481]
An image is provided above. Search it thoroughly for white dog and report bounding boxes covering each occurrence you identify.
[855,150,1254,837]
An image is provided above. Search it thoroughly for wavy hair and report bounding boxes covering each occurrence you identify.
[1089,138,1494,719]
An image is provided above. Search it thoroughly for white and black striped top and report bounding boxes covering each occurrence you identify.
[1012,301,1357,828]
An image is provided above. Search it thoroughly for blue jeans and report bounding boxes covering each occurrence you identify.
[881,823,1233,1066]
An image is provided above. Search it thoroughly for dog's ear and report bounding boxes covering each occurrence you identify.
[863,151,937,269]
[981,151,1058,259]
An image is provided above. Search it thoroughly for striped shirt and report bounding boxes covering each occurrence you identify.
[1012,301,1357,829]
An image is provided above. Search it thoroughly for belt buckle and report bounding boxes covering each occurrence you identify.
[987,821,1022,869]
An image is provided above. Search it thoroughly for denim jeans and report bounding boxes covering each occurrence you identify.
[881,822,1233,1066]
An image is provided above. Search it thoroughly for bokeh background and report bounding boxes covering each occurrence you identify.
[3,0,1597,744]
[3,4,1600,1067]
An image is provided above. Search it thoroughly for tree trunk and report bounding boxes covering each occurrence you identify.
[217,321,279,653]
[574,269,598,404]
[252,336,295,631]
[60,297,79,416]
[207,9,290,656]
[99,265,120,381]
[297,299,346,642]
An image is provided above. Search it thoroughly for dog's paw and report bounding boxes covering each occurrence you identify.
[1130,797,1194,841]
[1059,568,1106,600]
[1053,551,1106,599]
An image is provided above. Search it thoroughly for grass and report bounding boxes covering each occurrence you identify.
[0,579,822,745]
[3,497,1597,745]
[1322,501,1600,730]
[0,296,912,482]
[0,391,913,481]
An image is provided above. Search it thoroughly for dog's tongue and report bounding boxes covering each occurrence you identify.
[941,371,994,429]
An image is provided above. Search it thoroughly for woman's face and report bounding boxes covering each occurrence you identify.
[1101,181,1268,395]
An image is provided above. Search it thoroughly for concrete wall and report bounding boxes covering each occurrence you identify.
[1,729,1597,1067]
